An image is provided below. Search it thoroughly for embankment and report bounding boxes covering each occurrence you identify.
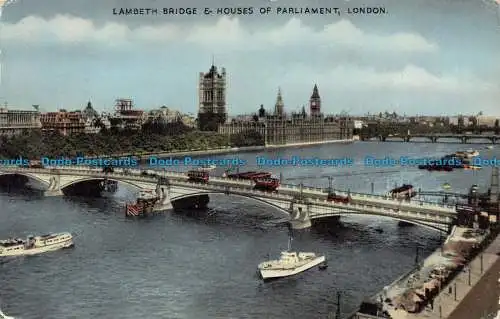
[99,139,355,160]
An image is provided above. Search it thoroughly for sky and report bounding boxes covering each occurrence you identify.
[0,0,499,116]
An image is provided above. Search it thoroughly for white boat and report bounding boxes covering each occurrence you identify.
[138,190,157,199]
[257,232,325,280]
[0,232,74,257]
[197,165,216,171]
[0,308,15,319]
[465,149,479,158]
[486,145,494,150]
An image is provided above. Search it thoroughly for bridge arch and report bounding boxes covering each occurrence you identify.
[61,177,146,191]
[0,172,50,187]
[310,211,452,233]
[171,192,290,217]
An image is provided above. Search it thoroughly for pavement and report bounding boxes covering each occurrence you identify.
[388,232,500,319]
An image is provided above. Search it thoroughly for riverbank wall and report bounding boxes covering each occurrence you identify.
[95,139,355,161]
[349,224,500,319]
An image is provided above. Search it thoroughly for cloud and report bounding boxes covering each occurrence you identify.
[278,64,498,93]
[0,14,438,53]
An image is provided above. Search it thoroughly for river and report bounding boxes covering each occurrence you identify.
[0,141,497,318]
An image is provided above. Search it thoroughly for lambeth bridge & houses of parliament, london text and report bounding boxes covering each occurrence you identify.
[111,6,388,16]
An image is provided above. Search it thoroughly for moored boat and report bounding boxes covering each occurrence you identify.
[0,232,74,257]
[125,190,159,217]
[197,165,216,171]
[455,150,479,158]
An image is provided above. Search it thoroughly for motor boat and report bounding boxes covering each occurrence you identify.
[0,308,15,319]
[0,232,74,257]
[257,231,325,280]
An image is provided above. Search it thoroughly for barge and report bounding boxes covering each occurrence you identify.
[125,191,159,217]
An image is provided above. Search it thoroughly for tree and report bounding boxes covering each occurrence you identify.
[495,119,500,135]
[230,130,264,147]
[198,112,226,131]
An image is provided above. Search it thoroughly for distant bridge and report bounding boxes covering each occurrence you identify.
[0,166,458,232]
[363,134,499,143]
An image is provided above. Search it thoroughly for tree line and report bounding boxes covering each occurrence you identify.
[0,119,265,158]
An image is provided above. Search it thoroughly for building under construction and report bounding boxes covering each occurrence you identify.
[109,98,145,130]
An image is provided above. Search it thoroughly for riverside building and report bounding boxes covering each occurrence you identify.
[218,85,353,145]
[40,109,86,136]
[0,106,42,136]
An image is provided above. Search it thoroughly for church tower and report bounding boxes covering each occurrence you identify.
[274,88,284,116]
[309,84,321,117]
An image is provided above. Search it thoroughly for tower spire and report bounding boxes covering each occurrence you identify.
[211,54,215,67]
[274,87,284,116]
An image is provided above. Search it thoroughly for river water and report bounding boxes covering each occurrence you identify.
[0,141,497,319]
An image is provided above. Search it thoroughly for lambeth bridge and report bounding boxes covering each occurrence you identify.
[0,166,458,232]
[365,133,500,143]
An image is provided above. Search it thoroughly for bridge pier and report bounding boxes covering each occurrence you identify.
[289,202,312,230]
[44,176,63,196]
[153,185,173,212]
[44,189,63,196]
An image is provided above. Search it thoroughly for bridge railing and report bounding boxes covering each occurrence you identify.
[307,198,454,221]
[170,180,296,201]
[0,167,456,217]
[0,167,457,211]
[279,183,455,209]
[170,180,456,218]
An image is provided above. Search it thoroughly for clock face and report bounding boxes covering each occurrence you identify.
[311,102,316,106]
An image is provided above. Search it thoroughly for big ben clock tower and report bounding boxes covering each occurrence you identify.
[309,84,321,117]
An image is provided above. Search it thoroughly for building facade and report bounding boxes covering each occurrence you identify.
[0,107,42,136]
[40,109,86,136]
[109,98,146,130]
[146,106,197,129]
[198,64,227,131]
[218,86,353,145]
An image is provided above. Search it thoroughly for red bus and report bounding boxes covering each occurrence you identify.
[187,170,209,183]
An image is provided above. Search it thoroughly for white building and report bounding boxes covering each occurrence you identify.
[0,107,42,136]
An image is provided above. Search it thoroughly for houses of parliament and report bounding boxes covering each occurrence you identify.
[197,64,353,146]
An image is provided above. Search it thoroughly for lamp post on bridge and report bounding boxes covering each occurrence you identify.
[327,176,333,195]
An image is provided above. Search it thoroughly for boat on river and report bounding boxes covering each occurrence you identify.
[0,232,74,257]
[257,231,325,280]
[0,308,15,319]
